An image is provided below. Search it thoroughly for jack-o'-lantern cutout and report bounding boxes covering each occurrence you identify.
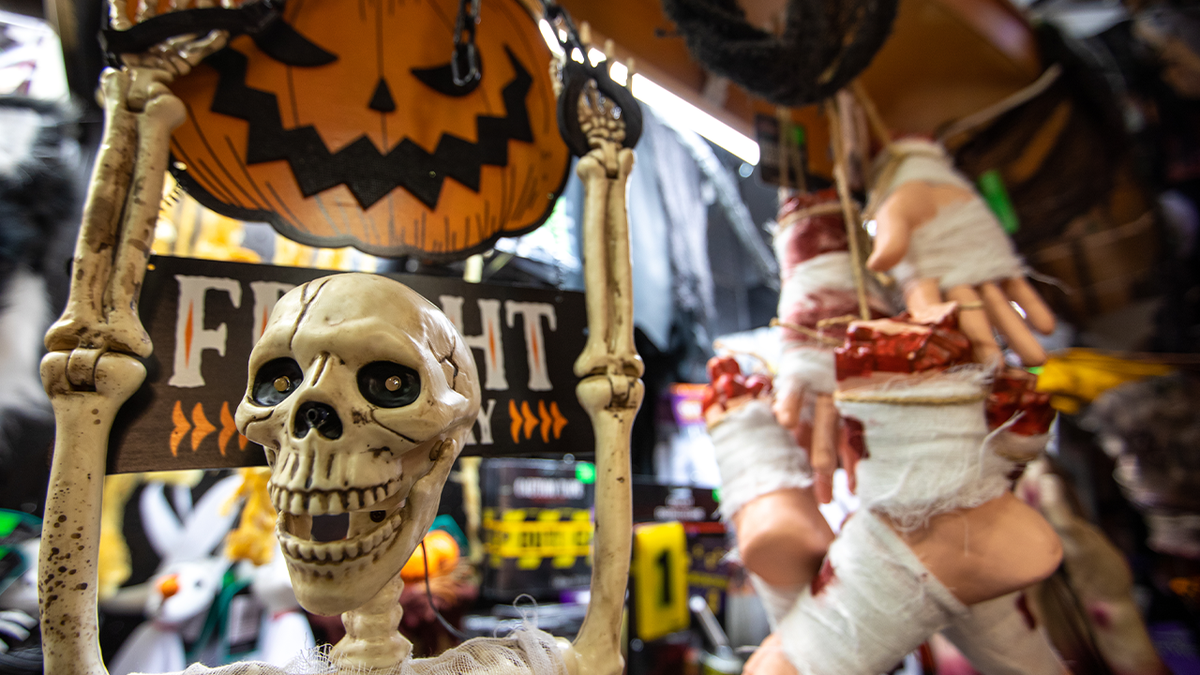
[167,0,569,259]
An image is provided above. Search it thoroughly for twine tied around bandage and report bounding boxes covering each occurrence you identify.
[769,317,843,346]
[833,389,987,405]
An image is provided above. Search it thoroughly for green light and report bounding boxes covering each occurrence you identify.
[0,512,18,537]
[575,462,596,484]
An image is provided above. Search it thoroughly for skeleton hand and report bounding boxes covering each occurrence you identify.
[866,142,1054,367]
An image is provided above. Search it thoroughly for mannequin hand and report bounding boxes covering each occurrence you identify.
[771,380,839,503]
[744,633,798,675]
[867,180,1054,366]
[771,350,841,503]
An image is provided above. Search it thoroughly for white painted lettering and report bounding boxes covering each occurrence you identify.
[168,275,242,388]
[249,281,296,345]
[505,301,556,391]
[439,295,508,391]
[465,399,497,446]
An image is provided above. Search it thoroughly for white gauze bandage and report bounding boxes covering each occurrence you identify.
[878,147,1024,291]
[835,369,1015,531]
[708,399,813,521]
[777,347,836,396]
[748,573,803,630]
[940,592,1065,675]
[778,509,969,675]
[776,251,858,315]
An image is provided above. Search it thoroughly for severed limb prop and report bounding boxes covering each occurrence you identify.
[38,3,230,671]
[566,70,644,675]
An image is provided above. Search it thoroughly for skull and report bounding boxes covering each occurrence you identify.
[235,274,479,616]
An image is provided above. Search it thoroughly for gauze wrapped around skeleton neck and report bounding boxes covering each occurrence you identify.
[129,623,569,675]
[835,368,1017,530]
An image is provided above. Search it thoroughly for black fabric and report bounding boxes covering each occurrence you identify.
[101,0,337,68]
[0,98,81,514]
[661,0,897,106]
[204,45,534,209]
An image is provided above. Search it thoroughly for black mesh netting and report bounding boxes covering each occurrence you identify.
[660,0,898,106]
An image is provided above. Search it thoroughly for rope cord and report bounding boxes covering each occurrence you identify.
[824,97,871,320]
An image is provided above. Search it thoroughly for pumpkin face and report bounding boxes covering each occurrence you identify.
[167,0,569,258]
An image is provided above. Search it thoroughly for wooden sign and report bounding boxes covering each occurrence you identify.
[108,256,591,473]
[167,0,570,259]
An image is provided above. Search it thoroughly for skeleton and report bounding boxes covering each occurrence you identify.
[233,273,481,669]
[38,3,640,674]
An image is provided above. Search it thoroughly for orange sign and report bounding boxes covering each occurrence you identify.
[168,0,570,259]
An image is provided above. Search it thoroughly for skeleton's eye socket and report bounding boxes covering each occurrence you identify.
[252,358,304,406]
[358,361,420,408]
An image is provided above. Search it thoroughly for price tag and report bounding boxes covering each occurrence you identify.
[631,521,689,641]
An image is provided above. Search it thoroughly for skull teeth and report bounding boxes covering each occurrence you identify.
[268,482,397,516]
[279,508,403,565]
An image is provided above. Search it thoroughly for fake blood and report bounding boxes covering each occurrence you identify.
[702,356,772,415]
[834,311,973,380]
[777,189,849,265]
[810,556,837,597]
[1015,592,1038,630]
[987,375,1055,435]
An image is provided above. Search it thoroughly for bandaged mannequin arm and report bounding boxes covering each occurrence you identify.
[865,141,1055,366]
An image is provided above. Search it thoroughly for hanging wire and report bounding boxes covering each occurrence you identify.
[421,539,468,641]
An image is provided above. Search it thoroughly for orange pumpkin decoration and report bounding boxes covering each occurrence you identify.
[401,529,461,581]
[166,0,569,259]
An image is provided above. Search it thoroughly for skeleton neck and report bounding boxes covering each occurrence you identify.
[331,571,411,671]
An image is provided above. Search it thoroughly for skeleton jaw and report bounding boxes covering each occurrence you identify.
[276,491,408,565]
[271,440,439,616]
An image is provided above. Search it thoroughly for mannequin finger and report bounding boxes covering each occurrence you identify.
[811,395,838,505]
[945,285,1002,364]
[810,395,838,475]
[979,282,1048,366]
[772,383,805,431]
[1001,277,1056,335]
[903,277,943,317]
[813,471,834,505]
[837,420,862,495]
[865,206,913,273]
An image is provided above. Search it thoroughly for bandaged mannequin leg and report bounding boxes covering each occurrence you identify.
[940,592,1066,675]
[709,399,832,588]
[777,509,969,675]
[835,367,1062,606]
